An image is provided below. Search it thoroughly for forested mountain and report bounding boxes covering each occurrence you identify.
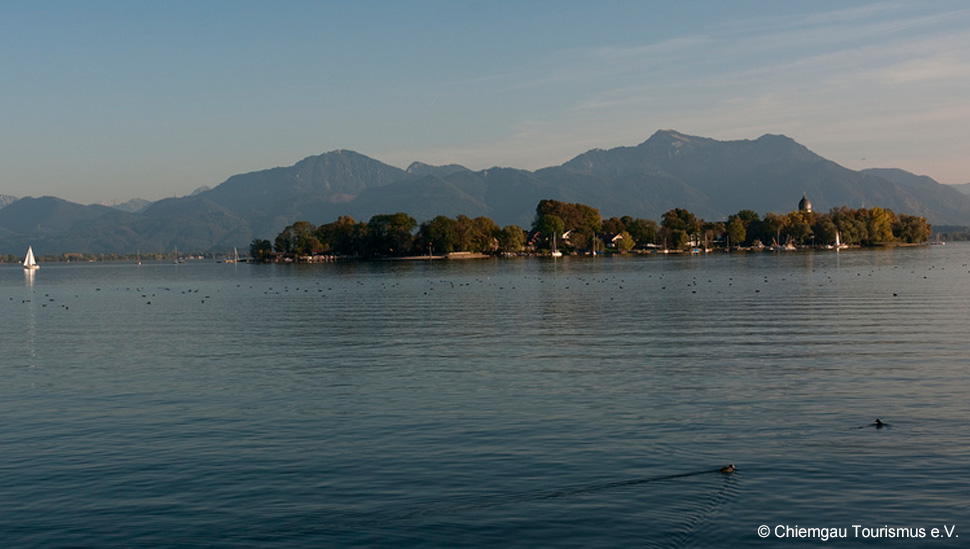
[3,131,969,254]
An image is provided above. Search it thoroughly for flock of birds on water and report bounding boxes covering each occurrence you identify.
[9,257,932,520]
[11,257,966,313]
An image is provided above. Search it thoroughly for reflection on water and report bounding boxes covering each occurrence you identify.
[22,267,37,364]
[0,247,968,547]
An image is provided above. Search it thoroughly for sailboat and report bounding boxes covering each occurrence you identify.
[550,234,563,257]
[835,231,847,250]
[221,247,240,263]
[23,246,39,270]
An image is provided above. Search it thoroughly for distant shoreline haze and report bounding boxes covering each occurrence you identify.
[1,131,967,256]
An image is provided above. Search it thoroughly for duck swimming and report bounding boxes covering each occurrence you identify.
[719,464,736,474]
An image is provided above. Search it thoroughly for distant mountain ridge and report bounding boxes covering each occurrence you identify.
[947,182,970,195]
[100,197,153,213]
[3,130,970,254]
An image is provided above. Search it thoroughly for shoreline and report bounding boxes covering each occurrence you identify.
[3,240,953,266]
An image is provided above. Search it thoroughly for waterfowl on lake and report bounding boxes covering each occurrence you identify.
[719,464,736,474]
[856,419,892,430]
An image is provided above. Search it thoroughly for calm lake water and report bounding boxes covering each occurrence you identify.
[2,246,969,547]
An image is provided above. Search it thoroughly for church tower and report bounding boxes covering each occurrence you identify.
[798,193,812,213]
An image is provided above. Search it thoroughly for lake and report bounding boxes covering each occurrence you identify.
[2,246,968,547]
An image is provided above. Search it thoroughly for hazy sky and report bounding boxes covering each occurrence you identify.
[3,1,969,204]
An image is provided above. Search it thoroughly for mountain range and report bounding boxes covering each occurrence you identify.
[3,130,970,255]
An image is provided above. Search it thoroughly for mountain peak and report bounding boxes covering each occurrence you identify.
[750,133,817,159]
[644,129,705,144]
[640,130,718,155]
[653,129,695,139]
[754,133,799,146]
[405,162,471,177]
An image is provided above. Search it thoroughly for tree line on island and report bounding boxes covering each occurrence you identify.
[250,199,932,262]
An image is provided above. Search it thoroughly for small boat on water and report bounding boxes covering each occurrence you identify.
[825,231,848,250]
[220,247,239,263]
[23,246,39,270]
[551,234,562,257]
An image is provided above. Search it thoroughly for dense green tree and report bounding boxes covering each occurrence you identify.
[659,227,688,250]
[700,222,725,248]
[366,212,416,257]
[498,225,526,253]
[413,214,502,254]
[417,215,459,255]
[535,214,564,238]
[733,209,761,223]
[786,211,815,245]
[625,218,658,248]
[275,221,322,255]
[842,218,868,245]
[534,199,602,235]
[249,239,273,262]
[831,207,868,245]
[725,217,746,248]
[453,214,475,252]
[727,210,759,246]
[469,216,500,253]
[274,229,294,254]
[866,207,895,243]
[564,227,594,252]
[317,215,367,256]
[535,214,565,250]
[813,216,838,246]
[661,208,702,234]
[760,212,788,244]
[893,214,931,243]
[660,208,702,249]
[602,217,626,236]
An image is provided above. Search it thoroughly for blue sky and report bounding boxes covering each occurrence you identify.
[3,1,969,204]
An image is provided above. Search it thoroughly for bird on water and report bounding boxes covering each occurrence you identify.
[719,464,736,474]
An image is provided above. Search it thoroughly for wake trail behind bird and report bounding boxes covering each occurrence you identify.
[330,467,737,529]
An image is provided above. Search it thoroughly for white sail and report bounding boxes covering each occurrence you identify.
[23,246,39,270]
[835,231,847,249]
